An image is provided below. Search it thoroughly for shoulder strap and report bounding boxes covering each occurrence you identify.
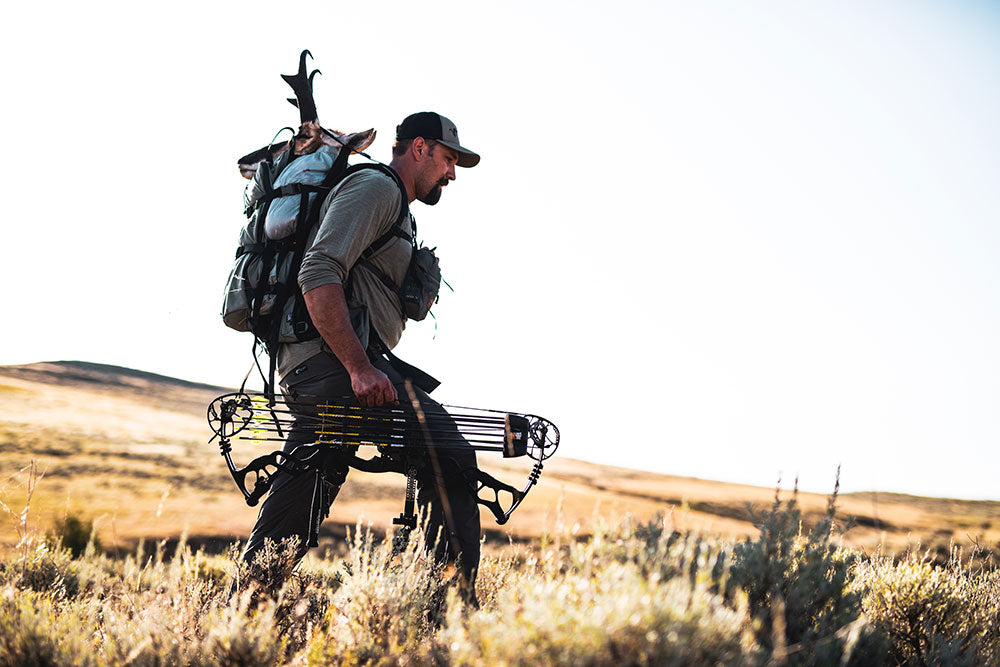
[342,164,413,296]
[264,140,364,399]
[343,163,413,257]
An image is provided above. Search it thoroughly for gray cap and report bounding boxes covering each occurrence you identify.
[396,111,480,168]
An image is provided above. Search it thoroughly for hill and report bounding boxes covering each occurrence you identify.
[2,361,997,557]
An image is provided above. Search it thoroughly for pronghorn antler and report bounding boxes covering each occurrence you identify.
[236,50,376,179]
[281,49,320,125]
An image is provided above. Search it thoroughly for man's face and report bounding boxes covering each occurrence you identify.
[414,140,459,206]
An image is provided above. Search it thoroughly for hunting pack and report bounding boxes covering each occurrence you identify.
[221,50,441,395]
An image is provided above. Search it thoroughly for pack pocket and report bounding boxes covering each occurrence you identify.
[399,247,441,321]
[221,250,258,332]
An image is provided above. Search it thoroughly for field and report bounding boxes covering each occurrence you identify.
[3,361,999,558]
[2,362,1000,664]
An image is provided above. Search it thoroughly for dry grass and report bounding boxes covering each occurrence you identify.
[2,486,998,666]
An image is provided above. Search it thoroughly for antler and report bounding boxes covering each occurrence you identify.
[235,50,377,177]
[281,49,320,125]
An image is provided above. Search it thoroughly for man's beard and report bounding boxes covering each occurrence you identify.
[418,178,448,206]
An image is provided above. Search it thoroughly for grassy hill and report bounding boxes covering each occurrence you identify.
[1,361,997,558]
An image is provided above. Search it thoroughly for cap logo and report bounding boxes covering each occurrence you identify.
[448,126,458,138]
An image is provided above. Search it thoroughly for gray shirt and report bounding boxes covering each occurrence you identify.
[276,168,412,379]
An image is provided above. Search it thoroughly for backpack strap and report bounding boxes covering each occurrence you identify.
[345,163,413,253]
[332,165,439,390]
[253,157,412,403]
[355,258,401,294]
[246,156,280,359]
[286,158,401,342]
[342,163,413,296]
[247,182,331,213]
[263,140,362,401]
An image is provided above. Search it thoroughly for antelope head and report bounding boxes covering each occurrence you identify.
[237,50,375,179]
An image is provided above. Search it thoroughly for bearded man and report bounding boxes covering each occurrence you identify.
[240,112,482,597]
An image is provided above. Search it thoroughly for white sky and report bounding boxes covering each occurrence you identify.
[2,0,998,500]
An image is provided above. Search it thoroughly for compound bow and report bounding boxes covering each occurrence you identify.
[207,391,559,547]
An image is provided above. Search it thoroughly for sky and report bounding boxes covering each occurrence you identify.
[2,0,998,500]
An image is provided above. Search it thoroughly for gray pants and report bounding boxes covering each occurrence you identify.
[240,350,481,583]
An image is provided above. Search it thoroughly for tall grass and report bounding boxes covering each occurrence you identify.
[2,467,999,665]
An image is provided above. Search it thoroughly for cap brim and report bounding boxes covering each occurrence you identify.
[438,139,480,168]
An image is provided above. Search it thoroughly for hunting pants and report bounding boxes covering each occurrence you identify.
[240,350,481,584]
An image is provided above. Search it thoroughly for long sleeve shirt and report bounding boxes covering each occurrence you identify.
[277,168,412,379]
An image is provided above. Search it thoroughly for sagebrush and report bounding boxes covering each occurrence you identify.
[1,485,999,665]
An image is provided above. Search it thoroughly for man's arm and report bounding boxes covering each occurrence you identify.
[303,284,398,407]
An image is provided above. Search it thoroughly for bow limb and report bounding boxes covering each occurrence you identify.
[219,442,325,506]
[464,459,544,525]
[219,439,407,507]
[219,439,546,524]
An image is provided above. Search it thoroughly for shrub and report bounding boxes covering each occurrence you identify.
[50,513,101,558]
[730,478,888,665]
[442,562,751,665]
[197,594,287,666]
[0,589,95,666]
[857,548,1000,665]
[5,487,1000,666]
[433,516,752,665]
[231,536,301,598]
[0,541,80,600]
[307,522,451,665]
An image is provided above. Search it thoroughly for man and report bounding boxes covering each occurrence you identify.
[240,112,482,594]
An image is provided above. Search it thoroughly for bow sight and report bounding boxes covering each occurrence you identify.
[208,392,559,546]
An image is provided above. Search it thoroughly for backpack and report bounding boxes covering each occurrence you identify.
[220,134,412,396]
[221,50,444,398]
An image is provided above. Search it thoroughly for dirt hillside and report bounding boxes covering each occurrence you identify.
[2,361,997,557]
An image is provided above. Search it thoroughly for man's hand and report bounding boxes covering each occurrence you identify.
[350,363,398,407]
[302,284,400,408]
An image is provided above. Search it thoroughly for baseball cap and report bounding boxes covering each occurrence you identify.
[396,112,480,168]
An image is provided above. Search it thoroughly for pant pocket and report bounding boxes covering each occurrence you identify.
[279,352,351,402]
